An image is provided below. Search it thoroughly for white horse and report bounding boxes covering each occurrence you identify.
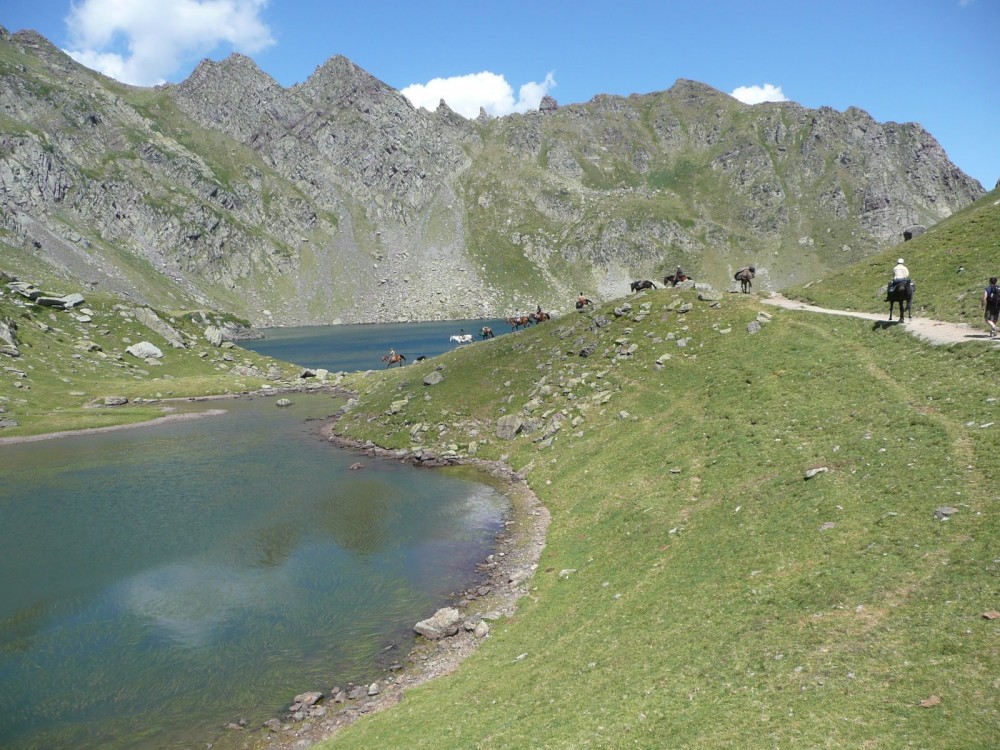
[449,334,473,344]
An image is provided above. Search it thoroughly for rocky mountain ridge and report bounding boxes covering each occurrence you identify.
[0,25,985,325]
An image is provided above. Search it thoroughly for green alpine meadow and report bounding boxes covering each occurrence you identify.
[303,189,999,749]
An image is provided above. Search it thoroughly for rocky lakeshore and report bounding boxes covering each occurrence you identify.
[204,411,549,750]
[1,376,548,750]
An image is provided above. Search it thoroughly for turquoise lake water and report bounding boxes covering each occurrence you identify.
[0,322,512,749]
[239,316,513,371]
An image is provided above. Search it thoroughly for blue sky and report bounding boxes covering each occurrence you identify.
[2,0,997,188]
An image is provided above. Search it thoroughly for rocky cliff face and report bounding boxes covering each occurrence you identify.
[0,27,985,324]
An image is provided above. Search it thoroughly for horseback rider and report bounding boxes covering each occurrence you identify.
[887,258,910,299]
[983,276,1000,338]
[576,292,591,309]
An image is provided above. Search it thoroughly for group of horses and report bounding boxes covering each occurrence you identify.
[629,272,692,293]
[505,310,551,330]
[384,263,912,368]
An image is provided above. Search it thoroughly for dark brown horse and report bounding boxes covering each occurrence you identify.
[531,310,550,323]
[505,315,532,330]
[887,280,913,321]
[735,266,756,293]
[630,279,657,292]
[381,353,406,368]
[480,326,495,339]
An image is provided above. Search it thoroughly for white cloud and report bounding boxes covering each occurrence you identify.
[63,0,275,86]
[730,83,788,105]
[401,71,556,119]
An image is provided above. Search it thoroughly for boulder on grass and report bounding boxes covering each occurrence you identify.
[126,342,163,359]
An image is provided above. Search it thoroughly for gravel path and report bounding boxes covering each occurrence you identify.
[761,293,999,347]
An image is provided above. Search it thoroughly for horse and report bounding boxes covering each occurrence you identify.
[505,315,532,330]
[663,272,690,287]
[575,296,592,310]
[735,266,756,294]
[480,326,494,339]
[887,280,914,322]
[630,280,657,292]
[531,311,550,323]
[449,333,473,344]
[381,353,406,368]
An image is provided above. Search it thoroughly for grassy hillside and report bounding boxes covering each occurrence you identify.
[784,187,1000,324]
[0,244,302,437]
[321,287,998,748]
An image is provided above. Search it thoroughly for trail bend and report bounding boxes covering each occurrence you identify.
[761,293,999,347]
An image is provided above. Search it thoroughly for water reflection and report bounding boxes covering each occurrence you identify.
[0,394,507,750]
[117,560,287,648]
[316,479,398,556]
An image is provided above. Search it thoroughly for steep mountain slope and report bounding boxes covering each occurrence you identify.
[0,26,985,325]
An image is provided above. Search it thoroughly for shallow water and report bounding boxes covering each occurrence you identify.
[0,393,507,749]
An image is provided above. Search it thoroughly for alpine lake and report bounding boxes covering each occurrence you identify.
[0,318,514,749]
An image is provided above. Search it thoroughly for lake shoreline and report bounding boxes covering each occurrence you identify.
[0,383,346,445]
[0,407,230,444]
[209,405,549,750]
[1,383,548,750]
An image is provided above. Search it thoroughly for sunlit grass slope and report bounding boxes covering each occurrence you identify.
[785,186,1000,324]
[329,289,998,748]
[0,245,301,437]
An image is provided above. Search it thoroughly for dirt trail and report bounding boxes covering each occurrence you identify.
[761,293,999,347]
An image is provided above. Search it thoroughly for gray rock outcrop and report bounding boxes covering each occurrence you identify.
[133,307,186,349]
[495,415,524,440]
[423,370,444,386]
[0,318,19,357]
[414,607,462,640]
[125,341,164,359]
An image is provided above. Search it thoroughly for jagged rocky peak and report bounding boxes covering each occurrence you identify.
[170,53,293,139]
[586,92,632,114]
[539,95,558,113]
[434,98,469,126]
[8,28,86,75]
[187,53,276,87]
[11,29,53,47]
[668,78,730,105]
[175,53,285,106]
[295,54,409,113]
